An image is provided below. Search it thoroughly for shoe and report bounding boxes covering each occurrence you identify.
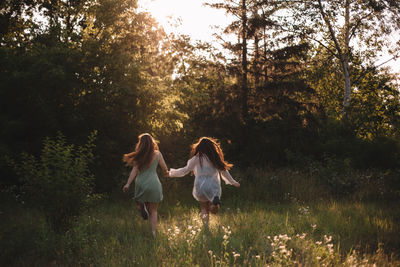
[212,196,221,206]
[210,196,221,214]
[139,202,149,220]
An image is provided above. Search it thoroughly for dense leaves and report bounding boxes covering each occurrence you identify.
[9,132,98,232]
[0,0,399,196]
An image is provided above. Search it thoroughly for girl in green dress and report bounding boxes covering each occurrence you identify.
[122,133,169,236]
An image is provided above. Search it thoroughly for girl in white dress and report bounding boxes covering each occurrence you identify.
[169,137,240,226]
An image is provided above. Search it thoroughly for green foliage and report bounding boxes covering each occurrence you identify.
[0,0,178,193]
[285,146,400,200]
[10,132,98,232]
[349,69,400,140]
[1,0,400,197]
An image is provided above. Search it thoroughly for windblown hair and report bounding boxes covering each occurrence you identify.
[190,137,232,171]
[123,133,158,170]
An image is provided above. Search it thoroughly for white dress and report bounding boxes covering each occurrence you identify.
[169,155,238,202]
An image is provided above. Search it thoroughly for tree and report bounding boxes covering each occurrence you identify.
[207,0,256,122]
[0,0,177,191]
[286,0,400,118]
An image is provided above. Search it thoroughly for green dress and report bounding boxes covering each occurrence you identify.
[134,155,163,203]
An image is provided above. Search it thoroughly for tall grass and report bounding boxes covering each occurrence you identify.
[1,168,400,266]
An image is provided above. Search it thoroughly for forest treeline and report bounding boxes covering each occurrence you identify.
[1,0,400,193]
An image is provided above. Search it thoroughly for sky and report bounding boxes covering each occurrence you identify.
[138,0,400,76]
[138,0,232,43]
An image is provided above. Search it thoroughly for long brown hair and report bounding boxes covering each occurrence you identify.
[190,137,232,171]
[123,133,159,170]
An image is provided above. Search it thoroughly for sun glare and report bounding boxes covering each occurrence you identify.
[139,0,233,42]
[139,0,399,74]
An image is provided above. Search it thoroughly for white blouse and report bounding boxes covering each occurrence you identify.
[169,155,238,202]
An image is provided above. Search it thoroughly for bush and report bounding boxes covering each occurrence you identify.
[10,131,98,232]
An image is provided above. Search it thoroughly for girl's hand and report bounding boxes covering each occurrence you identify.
[163,169,169,178]
[233,182,240,188]
[123,184,130,193]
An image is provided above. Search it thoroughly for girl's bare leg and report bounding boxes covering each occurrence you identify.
[146,202,158,236]
[200,201,211,226]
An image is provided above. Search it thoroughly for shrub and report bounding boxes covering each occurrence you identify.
[11,131,97,232]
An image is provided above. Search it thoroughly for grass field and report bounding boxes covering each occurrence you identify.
[1,168,400,266]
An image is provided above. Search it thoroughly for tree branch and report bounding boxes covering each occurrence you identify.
[349,11,374,41]
[317,0,343,59]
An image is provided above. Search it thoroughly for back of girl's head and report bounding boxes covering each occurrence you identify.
[191,137,232,171]
[124,133,158,170]
[136,133,157,152]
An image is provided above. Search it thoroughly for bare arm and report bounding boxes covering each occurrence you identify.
[220,170,240,187]
[158,151,169,177]
[123,165,138,192]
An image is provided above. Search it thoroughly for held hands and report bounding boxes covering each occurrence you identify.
[164,169,170,178]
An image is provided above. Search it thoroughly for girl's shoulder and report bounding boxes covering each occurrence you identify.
[155,150,163,159]
[188,154,199,164]
[190,154,199,160]
[190,155,207,167]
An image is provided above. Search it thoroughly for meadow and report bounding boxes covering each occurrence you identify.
[1,168,400,266]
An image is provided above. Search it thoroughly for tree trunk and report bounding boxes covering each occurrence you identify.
[342,0,351,119]
[254,34,259,85]
[263,24,268,82]
[241,0,248,122]
[317,0,352,119]
[342,58,351,118]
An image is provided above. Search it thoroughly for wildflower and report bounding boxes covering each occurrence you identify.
[255,255,260,259]
[233,253,240,258]
[223,234,229,240]
[208,250,213,255]
[324,235,332,243]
